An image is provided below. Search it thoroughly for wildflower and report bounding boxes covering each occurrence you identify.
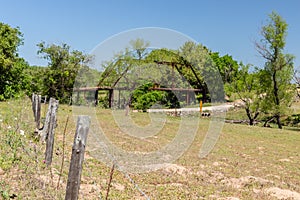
[20,130,25,136]
[7,125,11,129]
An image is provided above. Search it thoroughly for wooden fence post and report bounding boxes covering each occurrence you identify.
[44,98,59,166]
[32,93,41,129]
[65,115,91,200]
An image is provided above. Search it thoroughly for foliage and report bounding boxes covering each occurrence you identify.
[129,38,150,60]
[99,40,225,109]
[256,11,295,128]
[226,64,264,125]
[98,39,150,88]
[131,82,165,111]
[24,65,48,95]
[37,42,92,103]
[284,114,300,127]
[131,82,181,111]
[179,41,224,102]
[292,70,300,99]
[74,65,101,88]
[0,22,29,100]
[145,48,188,87]
[178,41,207,90]
[210,52,239,84]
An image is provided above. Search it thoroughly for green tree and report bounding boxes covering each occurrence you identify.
[210,52,239,84]
[226,64,264,125]
[179,41,207,90]
[98,40,224,109]
[98,38,150,87]
[179,41,224,102]
[145,48,187,88]
[129,38,150,60]
[37,42,91,103]
[293,70,300,99]
[24,65,47,95]
[0,22,29,100]
[256,12,295,129]
[131,82,166,111]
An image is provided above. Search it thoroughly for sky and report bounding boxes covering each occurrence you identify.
[1,0,300,69]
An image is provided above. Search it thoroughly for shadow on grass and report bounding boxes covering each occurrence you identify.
[283,126,300,132]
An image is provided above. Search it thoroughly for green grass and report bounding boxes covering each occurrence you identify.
[0,97,300,199]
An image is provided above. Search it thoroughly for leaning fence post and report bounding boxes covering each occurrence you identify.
[44,98,59,166]
[32,93,42,129]
[65,115,91,200]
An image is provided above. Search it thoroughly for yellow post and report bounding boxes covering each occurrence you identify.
[200,100,203,113]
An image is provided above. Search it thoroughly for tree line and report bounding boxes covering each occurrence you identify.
[0,11,298,129]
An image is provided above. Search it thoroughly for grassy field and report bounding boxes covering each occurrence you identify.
[0,97,300,199]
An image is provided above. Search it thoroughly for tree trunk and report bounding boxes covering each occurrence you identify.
[272,70,282,129]
[245,108,254,126]
[275,114,282,129]
[263,116,275,127]
[249,118,254,126]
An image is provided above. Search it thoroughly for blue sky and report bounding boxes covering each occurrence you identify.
[1,0,299,68]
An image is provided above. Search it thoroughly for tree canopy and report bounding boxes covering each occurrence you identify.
[37,42,92,103]
[256,11,295,129]
[0,22,29,100]
[210,52,239,84]
[226,64,264,125]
